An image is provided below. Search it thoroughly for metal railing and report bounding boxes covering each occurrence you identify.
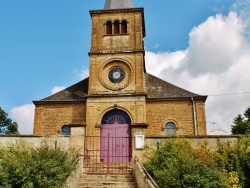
[134,155,159,188]
[83,135,133,174]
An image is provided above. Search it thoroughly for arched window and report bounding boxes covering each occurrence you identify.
[106,21,112,34]
[165,122,176,136]
[101,109,131,125]
[121,20,127,34]
[114,20,120,34]
[61,125,71,136]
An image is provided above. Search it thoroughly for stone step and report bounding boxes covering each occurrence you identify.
[80,175,135,180]
[76,183,137,187]
[76,174,138,188]
[85,168,133,175]
[76,186,137,188]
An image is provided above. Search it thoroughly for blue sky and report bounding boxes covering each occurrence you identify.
[1,0,250,134]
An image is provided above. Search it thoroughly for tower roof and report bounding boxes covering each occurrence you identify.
[104,0,133,9]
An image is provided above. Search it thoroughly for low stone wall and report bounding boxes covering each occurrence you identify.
[134,135,242,161]
[0,135,71,150]
[146,135,240,149]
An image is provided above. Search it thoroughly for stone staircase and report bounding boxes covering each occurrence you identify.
[75,174,138,188]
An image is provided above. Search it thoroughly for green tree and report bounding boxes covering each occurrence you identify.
[231,107,250,135]
[0,107,19,134]
[244,107,250,122]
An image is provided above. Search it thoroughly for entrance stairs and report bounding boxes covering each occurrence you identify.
[75,174,138,188]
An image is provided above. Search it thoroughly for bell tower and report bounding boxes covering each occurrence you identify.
[88,0,146,95]
[86,0,147,136]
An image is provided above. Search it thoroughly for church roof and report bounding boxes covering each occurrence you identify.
[146,73,204,99]
[34,74,206,104]
[37,78,89,102]
[104,0,133,9]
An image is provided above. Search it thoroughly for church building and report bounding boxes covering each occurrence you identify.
[33,0,207,166]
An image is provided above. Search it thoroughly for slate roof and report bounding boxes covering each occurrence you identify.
[104,0,133,9]
[37,78,89,102]
[146,73,204,99]
[34,73,206,103]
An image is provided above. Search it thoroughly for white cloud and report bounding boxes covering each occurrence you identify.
[11,104,35,135]
[233,0,250,39]
[153,43,160,48]
[51,86,66,94]
[183,12,244,76]
[10,85,66,135]
[146,11,250,135]
[73,67,89,81]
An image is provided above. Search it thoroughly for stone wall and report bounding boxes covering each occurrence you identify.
[33,102,86,135]
[133,135,241,160]
[0,135,71,150]
[146,100,198,136]
[146,135,239,149]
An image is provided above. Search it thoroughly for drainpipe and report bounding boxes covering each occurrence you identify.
[191,97,198,136]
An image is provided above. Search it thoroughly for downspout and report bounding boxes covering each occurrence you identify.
[191,97,198,136]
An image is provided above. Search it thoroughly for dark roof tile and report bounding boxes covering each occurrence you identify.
[146,73,205,99]
[40,78,88,101]
[35,74,206,103]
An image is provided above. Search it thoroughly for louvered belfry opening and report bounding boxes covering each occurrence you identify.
[106,21,112,34]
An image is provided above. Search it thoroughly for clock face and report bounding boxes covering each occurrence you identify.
[108,66,125,83]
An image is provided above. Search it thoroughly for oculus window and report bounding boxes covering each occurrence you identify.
[108,66,125,83]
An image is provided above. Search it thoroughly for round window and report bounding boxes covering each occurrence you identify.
[108,66,125,83]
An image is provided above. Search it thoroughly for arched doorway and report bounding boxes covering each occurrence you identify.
[101,109,131,163]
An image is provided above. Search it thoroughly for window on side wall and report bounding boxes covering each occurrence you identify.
[165,122,176,136]
[61,125,71,136]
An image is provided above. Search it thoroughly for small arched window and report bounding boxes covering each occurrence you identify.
[61,125,71,136]
[165,122,176,136]
[121,20,127,34]
[114,20,120,34]
[106,21,112,35]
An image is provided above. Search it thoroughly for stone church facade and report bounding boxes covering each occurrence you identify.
[33,0,207,154]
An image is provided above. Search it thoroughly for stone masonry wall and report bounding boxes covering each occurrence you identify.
[33,102,86,135]
[0,135,71,150]
[146,100,195,136]
[196,100,207,135]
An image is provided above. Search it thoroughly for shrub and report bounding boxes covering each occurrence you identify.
[213,137,250,187]
[0,139,77,188]
[144,139,228,188]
